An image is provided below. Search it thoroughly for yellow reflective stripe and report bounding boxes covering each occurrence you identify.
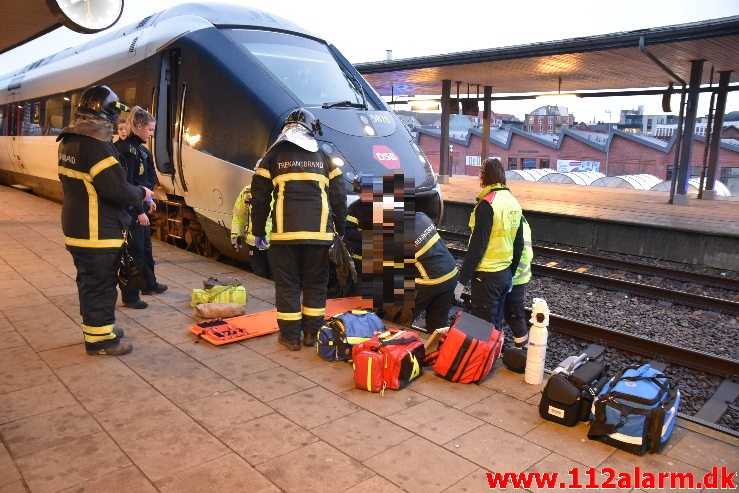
[274,172,329,186]
[82,323,116,343]
[58,166,90,181]
[366,358,373,391]
[415,267,459,285]
[415,233,440,259]
[271,173,331,235]
[409,352,420,380]
[277,311,302,321]
[302,306,325,317]
[320,182,329,234]
[85,178,100,240]
[65,237,125,248]
[416,261,429,279]
[347,215,359,225]
[58,164,102,241]
[270,231,334,241]
[82,323,115,335]
[89,156,119,178]
[255,168,271,179]
[328,167,342,179]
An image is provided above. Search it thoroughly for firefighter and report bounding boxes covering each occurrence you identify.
[413,211,459,332]
[251,109,347,350]
[57,85,153,355]
[456,157,523,330]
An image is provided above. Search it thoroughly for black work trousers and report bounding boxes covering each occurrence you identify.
[70,250,119,349]
[268,243,330,341]
[470,269,512,330]
[503,282,529,340]
[120,221,155,302]
[413,273,459,332]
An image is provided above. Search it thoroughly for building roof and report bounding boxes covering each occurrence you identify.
[540,171,605,185]
[591,174,664,189]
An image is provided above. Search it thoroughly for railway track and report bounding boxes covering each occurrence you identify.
[439,229,739,315]
[439,229,739,434]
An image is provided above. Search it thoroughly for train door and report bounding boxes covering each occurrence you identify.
[6,93,24,173]
[154,50,182,196]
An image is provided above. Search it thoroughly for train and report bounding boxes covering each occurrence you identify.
[0,2,442,264]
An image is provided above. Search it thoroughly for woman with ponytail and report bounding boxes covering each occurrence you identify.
[115,106,167,308]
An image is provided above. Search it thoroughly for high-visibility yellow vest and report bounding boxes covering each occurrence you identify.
[513,218,532,285]
[231,185,272,246]
[469,184,522,273]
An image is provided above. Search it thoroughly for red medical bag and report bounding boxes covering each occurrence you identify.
[424,311,504,384]
[352,330,425,393]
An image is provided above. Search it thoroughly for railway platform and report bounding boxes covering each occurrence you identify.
[438,176,739,271]
[1,184,737,492]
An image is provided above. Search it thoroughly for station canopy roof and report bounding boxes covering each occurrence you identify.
[2,3,737,104]
[0,0,62,55]
[356,16,739,99]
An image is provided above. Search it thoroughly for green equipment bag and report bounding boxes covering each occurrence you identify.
[191,284,247,307]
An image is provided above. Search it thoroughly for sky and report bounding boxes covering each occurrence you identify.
[2,0,738,123]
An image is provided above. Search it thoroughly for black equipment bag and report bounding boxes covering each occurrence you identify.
[117,231,146,289]
[538,346,609,426]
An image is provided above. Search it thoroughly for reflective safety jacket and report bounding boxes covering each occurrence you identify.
[512,216,533,286]
[414,211,458,285]
[459,184,523,284]
[57,128,146,252]
[251,141,347,244]
[231,185,272,247]
[344,199,362,260]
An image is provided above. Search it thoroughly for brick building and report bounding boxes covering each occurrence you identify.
[416,126,739,193]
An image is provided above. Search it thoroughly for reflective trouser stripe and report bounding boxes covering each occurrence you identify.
[82,323,116,343]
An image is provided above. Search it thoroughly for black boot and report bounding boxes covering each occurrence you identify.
[302,330,317,347]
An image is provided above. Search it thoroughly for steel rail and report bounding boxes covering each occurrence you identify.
[441,229,737,291]
[540,311,739,379]
[533,264,739,316]
[534,245,738,291]
[443,235,738,314]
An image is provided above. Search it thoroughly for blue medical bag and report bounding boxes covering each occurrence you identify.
[587,364,680,455]
[316,310,383,362]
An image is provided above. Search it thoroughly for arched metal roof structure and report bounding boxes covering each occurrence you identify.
[505,168,557,181]
[591,174,663,189]
[651,178,732,196]
[539,171,605,185]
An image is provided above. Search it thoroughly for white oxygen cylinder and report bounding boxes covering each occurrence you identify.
[525,297,550,385]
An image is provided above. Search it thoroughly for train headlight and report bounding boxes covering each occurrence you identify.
[358,115,376,136]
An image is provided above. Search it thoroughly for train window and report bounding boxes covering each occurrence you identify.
[21,102,43,136]
[44,95,68,136]
[107,80,137,109]
[224,29,374,109]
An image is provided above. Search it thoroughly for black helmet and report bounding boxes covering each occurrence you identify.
[284,108,322,136]
[77,85,129,124]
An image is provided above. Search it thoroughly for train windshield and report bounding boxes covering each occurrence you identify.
[224,29,374,109]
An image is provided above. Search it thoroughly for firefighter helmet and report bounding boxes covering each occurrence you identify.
[77,85,129,124]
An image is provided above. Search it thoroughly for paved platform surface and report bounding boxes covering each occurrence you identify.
[439,176,739,236]
[1,184,737,493]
